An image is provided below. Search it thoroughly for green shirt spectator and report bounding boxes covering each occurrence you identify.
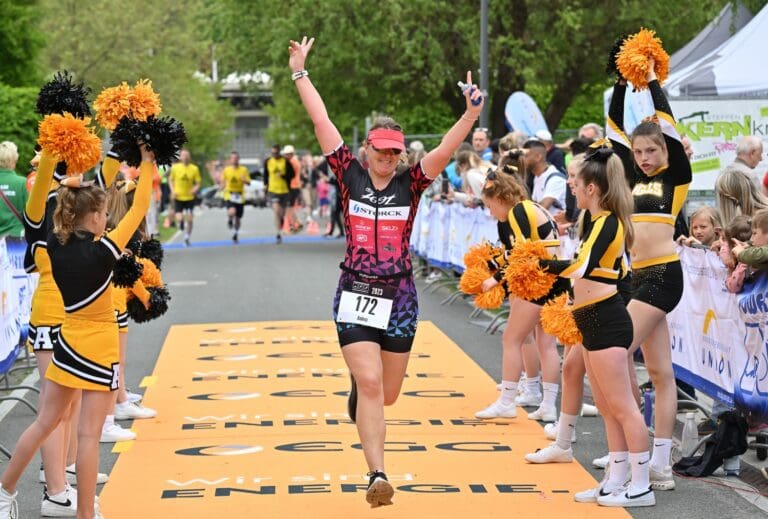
[736,245,768,269]
[0,141,28,238]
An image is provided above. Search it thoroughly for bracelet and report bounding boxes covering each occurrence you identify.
[461,114,478,122]
[291,70,309,81]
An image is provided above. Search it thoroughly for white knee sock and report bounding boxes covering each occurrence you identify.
[629,451,651,494]
[525,374,541,395]
[555,412,578,450]
[606,451,629,491]
[650,437,672,472]
[499,380,518,405]
[542,382,558,408]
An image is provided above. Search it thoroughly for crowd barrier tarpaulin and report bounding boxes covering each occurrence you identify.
[0,237,38,374]
[735,271,768,420]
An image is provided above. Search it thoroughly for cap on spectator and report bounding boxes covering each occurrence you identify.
[281,145,295,155]
[534,129,553,142]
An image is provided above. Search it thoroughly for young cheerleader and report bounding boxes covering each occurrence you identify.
[608,58,692,490]
[0,145,153,519]
[539,146,654,507]
[476,169,569,422]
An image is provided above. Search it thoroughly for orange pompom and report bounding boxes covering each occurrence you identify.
[37,113,102,175]
[137,257,162,287]
[94,82,132,130]
[127,279,151,308]
[474,284,506,309]
[540,294,582,346]
[616,28,670,90]
[463,241,502,270]
[503,241,556,301]
[459,266,491,295]
[130,79,162,121]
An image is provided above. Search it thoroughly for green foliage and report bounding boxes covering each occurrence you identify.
[0,0,43,87]
[0,85,40,175]
[38,0,233,165]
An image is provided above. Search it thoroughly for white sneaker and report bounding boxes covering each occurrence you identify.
[475,400,517,419]
[544,421,577,443]
[574,471,611,503]
[126,390,143,403]
[514,391,542,407]
[597,486,655,507]
[41,486,76,517]
[0,485,18,519]
[649,466,676,490]
[65,464,109,486]
[100,423,136,443]
[526,405,557,422]
[114,401,157,420]
[592,453,610,469]
[524,443,574,463]
[580,403,599,416]
[425,272,441,284]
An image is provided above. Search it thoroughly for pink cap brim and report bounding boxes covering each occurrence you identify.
[367,128,405,152]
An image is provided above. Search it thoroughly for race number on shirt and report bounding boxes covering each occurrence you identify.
[230,192,243,204]
[336,280,394,330]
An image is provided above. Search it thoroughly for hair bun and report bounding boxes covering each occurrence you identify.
[584,146,615,163]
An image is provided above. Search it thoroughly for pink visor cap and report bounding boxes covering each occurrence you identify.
[367,128,406,152]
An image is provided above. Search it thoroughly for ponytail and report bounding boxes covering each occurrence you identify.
[53,185,106,244]
[579,152,634,249]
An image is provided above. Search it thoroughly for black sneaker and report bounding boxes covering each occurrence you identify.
[276,234,282,244]
[366,471,394,508]
[347,375,357,423]
[232,233,239,244]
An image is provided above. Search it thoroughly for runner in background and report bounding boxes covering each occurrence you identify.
[289,35,484,508]
[220,151,251,243]
[282,145,303,233]
[169,149,201,247]
[264,144,296,244]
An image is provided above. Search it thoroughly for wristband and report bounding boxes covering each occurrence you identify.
[461,114,478,123]
[291,70,309,81]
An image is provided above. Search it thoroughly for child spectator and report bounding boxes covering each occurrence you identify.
[732,209,768,271]
[677,206,722,248]
[316,174,330,218]
[718,215,753,293]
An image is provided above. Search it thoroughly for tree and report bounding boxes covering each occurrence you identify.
[0,0,44,87]
[0,85,39,175]
[205,0,756,145]
[39,0,233,165]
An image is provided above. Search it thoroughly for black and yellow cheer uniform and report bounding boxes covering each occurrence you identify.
[542,211,632,351]
[493,200,570,305]
[607,79,691,313]
[46,161,152,391]
[24,153,120,352]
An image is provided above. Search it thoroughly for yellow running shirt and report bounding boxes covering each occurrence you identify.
[222,165,250,203]
[169,163,202,202]
[266,156,290,195]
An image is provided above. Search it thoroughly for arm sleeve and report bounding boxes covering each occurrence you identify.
[325,143,354,185]
[649,80,692,186]
[25,151,56,225]
[106,161,152,250]
[95,152,121,189]
[737,246,768,269]
[542,215,618,278]
[606,82,637,188]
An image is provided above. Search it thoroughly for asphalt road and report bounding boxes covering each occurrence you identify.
[2,204,766,518]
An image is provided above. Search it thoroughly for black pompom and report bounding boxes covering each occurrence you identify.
[141,116,188,166]
[606,35,628,78]
[37,71,92,118]
[113,255,144,288]
[110,117,143,167]
[139,238,164,269]
[127,286,171,323]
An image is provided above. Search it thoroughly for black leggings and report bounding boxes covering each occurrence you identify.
[329,195,344,235]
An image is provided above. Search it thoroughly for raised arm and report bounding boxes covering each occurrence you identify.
[648,72,691,186]
[107,149,153,250]
[95,151,121,189]
[422,71,485,179]
[25,151,56,225]
[289,37,343,154]
[606,80,636,187]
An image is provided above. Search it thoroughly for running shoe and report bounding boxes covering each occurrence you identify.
[581,403,599,417]
[65,465,109,486]
[276,234,282,244]
[526,405,557,422]
[125,390,143,404]
[183,234,190,247]
[597,486,655,507]
[514,391,542,407]
[347,375,357,423]
[232,233,239,244]
[366,471,394,508]
[592,453,610,469]
[475,400,517,419]
[524,443,574,464]
[649,466,676,490]
[0,485,17,519]
[41,487,76,517]
[114,401,157,420]
[574,471,611,504]
[99,423,136,443]
[544,421,577,443]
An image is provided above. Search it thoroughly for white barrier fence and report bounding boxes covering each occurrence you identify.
[0,238,38,374]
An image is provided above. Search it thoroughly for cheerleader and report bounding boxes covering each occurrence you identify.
[0,146,153,519]
[475,170,569,422]
[539,146,654,507]
[608,58,692,490]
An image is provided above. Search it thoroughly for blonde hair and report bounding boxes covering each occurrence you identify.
[689,205,722,231]
[579,153,635,249]
[53,185,106,245]
[481,169,528,206]
[716,169,768,225]
[107,180,147,240]
[0,141,19,169]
